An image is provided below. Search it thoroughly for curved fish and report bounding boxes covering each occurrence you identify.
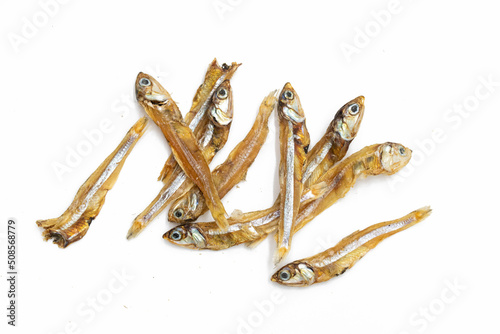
[36,117,149,248]
[276,83,310,263]
[164,142,412,251]
[271,207,431,286]
[168,91,277,223]
[135,73,230,231]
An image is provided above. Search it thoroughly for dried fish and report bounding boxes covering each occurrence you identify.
[135,73,230,231]
[157,59,240,183]
[163,183,327,250]
[127,62,239,238]
[303,96,365,189]
[36,117,149,248]
[271,207,431,286]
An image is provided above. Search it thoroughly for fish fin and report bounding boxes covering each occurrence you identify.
[245,234,268,249]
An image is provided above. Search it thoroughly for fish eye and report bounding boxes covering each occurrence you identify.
[174,209,184,219]
[222,63,229,70]
[170,228,183,241]
[284,90,294,100]
[279,269,291,281]
[139,78,151,87]
[399,146,406,155]
[217,87,228,99]
[349,103,359,115]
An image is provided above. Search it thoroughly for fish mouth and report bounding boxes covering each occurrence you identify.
[283,106,305,123]
[211,106,233,125]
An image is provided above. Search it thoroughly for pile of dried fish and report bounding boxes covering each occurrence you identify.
[37,59,430,287]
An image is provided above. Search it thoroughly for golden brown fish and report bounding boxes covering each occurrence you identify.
[127,79,235,238]
[36,117,149,248]
[165,142,412,251]
[271,207,431,286]
[135,73,230,231]
[276,83,310,263]
[168,91,277,223]
[157,59,240,183]
[127,62,239,239]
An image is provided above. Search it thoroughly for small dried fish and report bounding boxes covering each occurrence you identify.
[157,59,240,183]
[135,73,230,231]
[164,142,411,251]
[127,62,239,239]
[36,117,149,248]
[276,83,310,263]
[271,207,431,286]
[168,91,277,223]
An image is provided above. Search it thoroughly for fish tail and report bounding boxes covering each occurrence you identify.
[39,216,93,248]
[414,206,432,221]
[126,216,148,239]
[36,217,61,229]
[274,246,290,265]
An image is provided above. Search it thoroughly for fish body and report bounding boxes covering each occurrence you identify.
[271,207,431,286]
[168,91,277,223]
[127,63,239,239]
[302,96,365,189]
[276,83,310,263]
[134,73,232,232]
[36,117,148,248]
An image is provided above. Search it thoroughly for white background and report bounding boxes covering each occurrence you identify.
[1,0,499,333]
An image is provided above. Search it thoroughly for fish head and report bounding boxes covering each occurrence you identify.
[209,80,233,126]
[163,224,207,249]
[278,82,305,123]
[379,142,412,174]
[168,192,202,223]
[271,262,316,286]
[135,72,171,107]
[334,96,365,140]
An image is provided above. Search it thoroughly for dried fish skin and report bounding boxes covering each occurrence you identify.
[276,83,310,263]
[127,79,235,238]
[168,91,277,223]
[271,207,431,287]
[135,73,230,231]
[36,117,149,248]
